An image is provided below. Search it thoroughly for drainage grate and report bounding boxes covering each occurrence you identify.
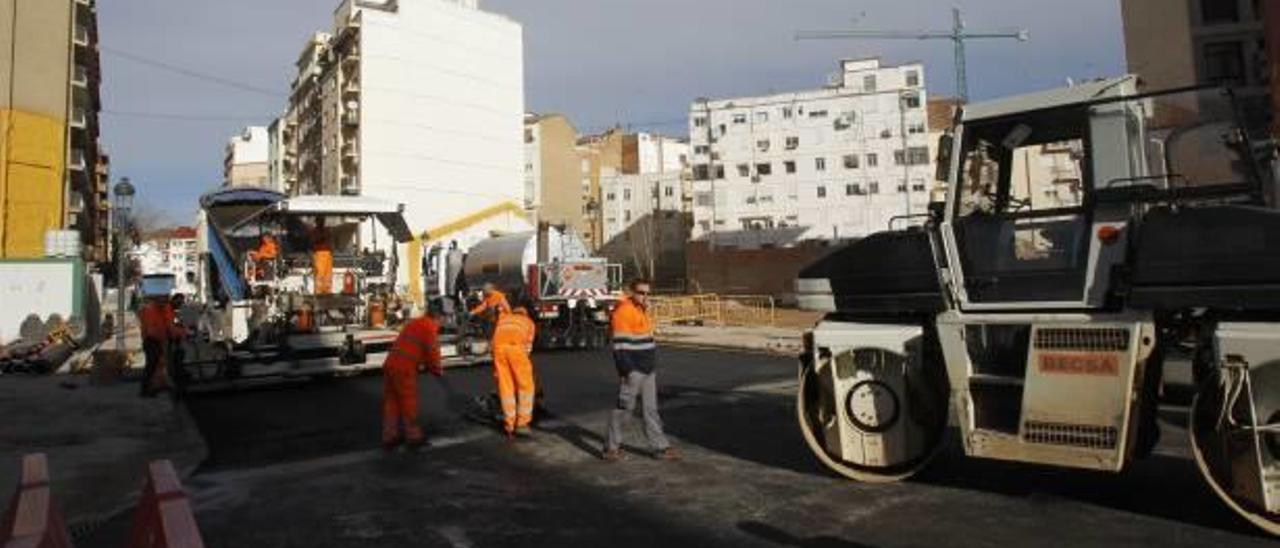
[1034,328,1130,352]
[1023,421,1118,450]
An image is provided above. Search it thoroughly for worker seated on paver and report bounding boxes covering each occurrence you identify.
[247,234,280,280]
[491,300,537,438]
[382,307,444,451]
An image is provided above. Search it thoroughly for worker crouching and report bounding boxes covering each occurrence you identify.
[382,309,444,451]
[492,303,537,437]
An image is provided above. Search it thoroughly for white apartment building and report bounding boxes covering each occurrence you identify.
[688,58,932,247]
[133,228,199,295]
[635,133,690,175]
[224,126,270,188]
[279,0,528,290]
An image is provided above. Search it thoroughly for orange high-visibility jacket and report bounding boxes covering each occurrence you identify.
[139,302,181,341]
[253,235,279,260]
[385,316,443,375]
[610,296,656,375]
[493,309,536,348]
[470,290,512,317]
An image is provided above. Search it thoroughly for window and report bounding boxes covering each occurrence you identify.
[903,95,921,109]
[607,192,616,201]
[912,181,927,192]
[906,70,920,87]
[869,181,880,194]
[718,124,727,136]
[845,183,862,196]
[1203,41,1246,85]
[782,107,794,119]
[756,162,772,176]
[624,210,631,222]
[817,185,827,198]
[733,113,747,124]
[623,189,631,200]
[809,109,829,119]
[715,165,726,179]
[908,146,930,165]
[757,139,771,152]
[692,164,711,181]
[909,123,926,134]
[843,154,859,169]
[834,112,854,131]
[524,129,534,143]
[897,181,908,192]
[863,75,877,93]
[815,157,827,171]
[693,116,708,127]
[695,192,714,207]
[755,111,769,123]
[694,145,711,154]
[664,186,675,197]
[698,220,711,231]
[737,163,750,177]
[784,160,797,174]
[1201,0,1240,24]
[785,136,800,150]
[867,153,878,167]
[881,129,893,139]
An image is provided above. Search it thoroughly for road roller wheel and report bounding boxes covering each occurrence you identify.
[796,363,944,483]
[1189,367,1280,537]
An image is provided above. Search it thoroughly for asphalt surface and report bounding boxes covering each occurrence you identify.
[82,347,1274,547]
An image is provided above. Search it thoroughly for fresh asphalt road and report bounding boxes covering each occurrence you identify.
[84,347,1273,547]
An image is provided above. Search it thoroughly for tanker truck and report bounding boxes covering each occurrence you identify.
[424,225,622,350]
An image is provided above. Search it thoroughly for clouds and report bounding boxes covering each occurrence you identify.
[98,0,1124,221]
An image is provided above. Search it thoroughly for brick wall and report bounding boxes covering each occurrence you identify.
[685,241,836,304]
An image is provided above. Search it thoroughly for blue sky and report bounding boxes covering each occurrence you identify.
[98,0,1126,223]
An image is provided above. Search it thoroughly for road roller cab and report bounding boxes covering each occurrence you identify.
[796,77,1280,535]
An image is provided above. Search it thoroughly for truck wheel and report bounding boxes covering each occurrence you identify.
[1189,361,1280,536]
[796,351,946,482]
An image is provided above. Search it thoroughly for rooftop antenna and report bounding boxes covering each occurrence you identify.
[796,7,1028,102]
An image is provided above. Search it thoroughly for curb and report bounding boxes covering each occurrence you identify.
[658,338,802,357]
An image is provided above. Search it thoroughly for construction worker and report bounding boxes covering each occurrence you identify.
[311,218,333,294]
[382,309,444,450]
[491,300,537,437]
[469,282,511,320]
[602,278,680,461]
[248,233,279,280]
[137,294,185,397]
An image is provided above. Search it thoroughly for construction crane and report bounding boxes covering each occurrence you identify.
[796,7,1028,102]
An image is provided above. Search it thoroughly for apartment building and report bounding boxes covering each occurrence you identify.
[1122,0,1275,132]
[224,126,270,188]
[278,0,527,274]
[688,58,931,248]
[524,113,586,235]
[599,170,691,283]
[0,0,108,261]
[134,226,199,295]
[575,129,689,249]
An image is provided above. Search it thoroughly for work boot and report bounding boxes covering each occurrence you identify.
[515,426,532,438]
[654,447,683,461]
[601,448,624,462]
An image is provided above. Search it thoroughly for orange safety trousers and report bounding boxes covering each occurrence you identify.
[381,360,423,445]
[492,344,535,432]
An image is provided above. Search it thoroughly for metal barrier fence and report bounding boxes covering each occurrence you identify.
[648,294,775,327]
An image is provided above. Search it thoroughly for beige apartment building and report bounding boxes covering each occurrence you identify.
[0,0,108,261]
[524,113,587,235]
[1122,0,1275,130]
[224,126,270,188]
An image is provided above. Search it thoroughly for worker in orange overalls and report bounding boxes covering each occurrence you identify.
[491,301,537,437]
[469,282,511,320]
[311,218,334,294]
[137,294,186,397]
[382,309,444,450]
[248,234,279,280]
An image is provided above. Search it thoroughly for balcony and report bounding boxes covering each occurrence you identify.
[70,107,88,130]
[340,176,359,195]
[69,148,87,171]
[68,192,85,214]
[71,65,88,88]
[73,25,89,47]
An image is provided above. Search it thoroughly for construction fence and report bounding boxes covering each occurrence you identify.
[648,294,776,327]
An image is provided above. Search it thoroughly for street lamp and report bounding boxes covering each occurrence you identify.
[113,177,135,351]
